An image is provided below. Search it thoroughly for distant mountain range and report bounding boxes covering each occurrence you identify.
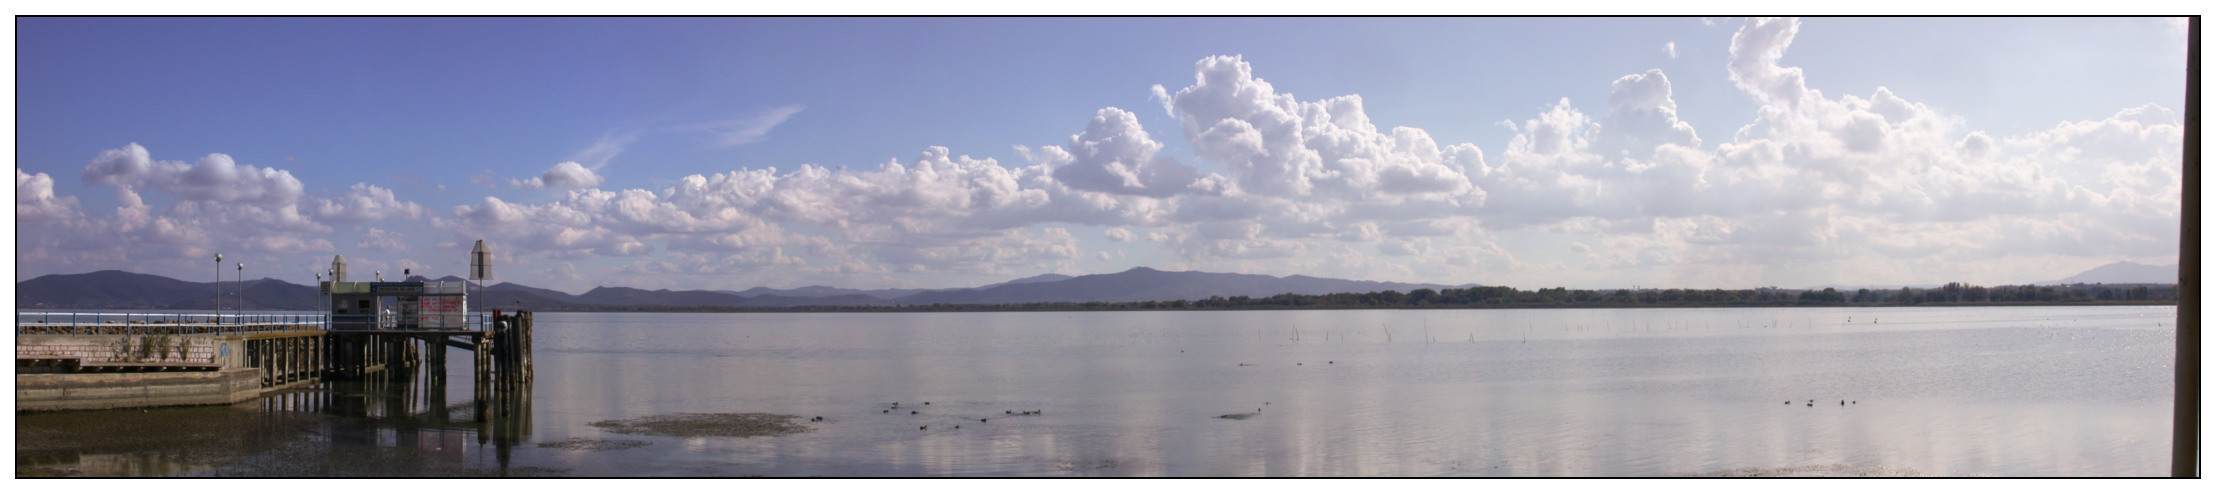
[2040,261,2179,285]
[13,267,1467,311]
[15,261,2174,311]
[895,267,1464,305]
[14,270,325,311]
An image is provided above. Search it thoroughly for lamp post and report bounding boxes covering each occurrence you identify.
[214,253,223,323]
[236,263,245,320]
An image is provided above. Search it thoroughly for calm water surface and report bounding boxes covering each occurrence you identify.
[22,306,2179,476]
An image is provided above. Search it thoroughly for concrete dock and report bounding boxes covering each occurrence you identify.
[15,311,533,412]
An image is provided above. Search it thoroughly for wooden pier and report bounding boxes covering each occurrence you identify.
[14,311,534,411]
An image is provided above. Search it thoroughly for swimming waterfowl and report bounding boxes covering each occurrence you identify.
[911,410,918,414]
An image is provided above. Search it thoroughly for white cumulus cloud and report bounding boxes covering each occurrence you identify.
[17,168,80,223]
[315,183,425,224]
[511,161,607,190]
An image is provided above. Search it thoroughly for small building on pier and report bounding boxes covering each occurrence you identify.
[320,254,472,331]
[324,280,469,331]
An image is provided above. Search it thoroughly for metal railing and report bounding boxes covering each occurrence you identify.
[333,312,494,331]
[15,311,329,336]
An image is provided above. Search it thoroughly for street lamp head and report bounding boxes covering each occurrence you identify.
[215,253,222,262]
[237,263,244,271]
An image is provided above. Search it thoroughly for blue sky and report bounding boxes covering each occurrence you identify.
[12,17,2192,293]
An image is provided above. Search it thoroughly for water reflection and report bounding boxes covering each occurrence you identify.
[284,351,536,475]
[14,305,2177,476]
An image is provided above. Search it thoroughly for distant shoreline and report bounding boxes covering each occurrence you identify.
[379,299,2184,314]
[18,275,2179,314]
[19,297,2179,314]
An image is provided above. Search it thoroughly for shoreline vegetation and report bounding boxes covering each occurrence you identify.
[501,282,2181,314]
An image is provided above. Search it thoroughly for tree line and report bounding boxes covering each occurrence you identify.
[565,282,2176,313]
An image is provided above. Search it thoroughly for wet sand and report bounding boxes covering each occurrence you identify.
[587,413,814,438]
[534,438,652,451]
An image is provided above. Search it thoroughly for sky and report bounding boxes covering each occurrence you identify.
[10,16,2194,293]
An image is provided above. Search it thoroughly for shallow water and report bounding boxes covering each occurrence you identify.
[15,305,2178,476]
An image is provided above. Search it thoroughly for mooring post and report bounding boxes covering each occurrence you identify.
[499,315,514,385]
[519,312,532,380]
[472,333,486,390]
[428,335,445,387]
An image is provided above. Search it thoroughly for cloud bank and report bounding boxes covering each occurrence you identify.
[18,18,2180,290]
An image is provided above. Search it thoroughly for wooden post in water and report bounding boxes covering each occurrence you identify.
[521,311,533,381]
[427,335,446,387]
[473,332,489,398]
[342,334,356,378]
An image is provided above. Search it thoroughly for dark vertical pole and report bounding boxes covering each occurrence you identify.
[2178,15,2202,480]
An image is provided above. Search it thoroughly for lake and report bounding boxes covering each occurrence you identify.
[13,305,2179,476]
